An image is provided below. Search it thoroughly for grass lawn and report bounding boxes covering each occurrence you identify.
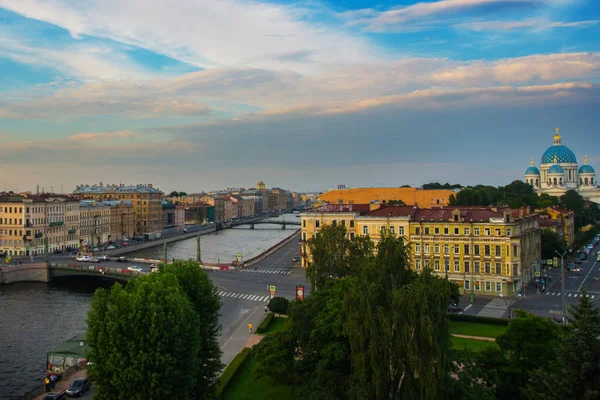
[449,321,507,338]
[222,354,297,400]
[262,316,288,335]
[451,336,499,352]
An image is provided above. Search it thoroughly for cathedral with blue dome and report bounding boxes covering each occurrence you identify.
[525,128,600,204]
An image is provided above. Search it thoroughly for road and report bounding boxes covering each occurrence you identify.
[460,245,600,319]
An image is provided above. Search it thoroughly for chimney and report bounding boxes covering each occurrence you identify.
[36,185,39,195]
[369,200,380,212]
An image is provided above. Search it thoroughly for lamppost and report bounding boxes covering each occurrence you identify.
[499,293,520,322]
[555,249,572,324]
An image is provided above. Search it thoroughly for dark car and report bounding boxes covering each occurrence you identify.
[447,305,462,314]
[116,257,128,263]
[53,249,63,254]
[574,258,582,264]
[43,392,67,400]
[66,377,90,397]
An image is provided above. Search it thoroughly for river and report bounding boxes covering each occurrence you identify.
[0,213,300,399]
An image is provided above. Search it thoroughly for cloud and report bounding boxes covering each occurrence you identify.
[455,18,598,31]
[340,0,550,32]
[0,0,377,74]
[67,130,143,141]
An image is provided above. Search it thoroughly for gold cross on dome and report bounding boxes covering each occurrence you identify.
[584,155,588,164]
[554,155,558,163]
[555,127,559,135]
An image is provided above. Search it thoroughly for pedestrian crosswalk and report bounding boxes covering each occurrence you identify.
[240,268,291,275]
[219,291,271,302]
[545,292,595,299]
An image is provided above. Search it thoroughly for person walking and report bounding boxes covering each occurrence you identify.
[248,323,253,334]
[264,305,268,313]
[44,376,50,392]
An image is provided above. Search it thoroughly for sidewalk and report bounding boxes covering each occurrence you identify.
[33,369,87,400]
[220,305,269,366]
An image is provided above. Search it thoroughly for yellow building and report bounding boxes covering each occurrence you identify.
[318,187,456,208]
[300,204,541,297]
[410,207,541,296]
[74,183,163,235]
[541,207,575,246]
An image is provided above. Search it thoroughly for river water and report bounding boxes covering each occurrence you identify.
[0,214,299,399]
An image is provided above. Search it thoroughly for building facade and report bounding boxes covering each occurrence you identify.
[79,200,111,247]
[525,128,600,203]
[540,207,576,246]
[74,183,163,234]
[183,203,214,225]
[105,200,135,241]
[300,204,541,296]
[318,187,456,208]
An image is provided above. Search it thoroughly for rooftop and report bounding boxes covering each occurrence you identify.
[74,183,162,194]
[361,205,417,218]
[304,204,371,214]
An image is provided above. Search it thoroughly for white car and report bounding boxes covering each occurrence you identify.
[76,256,91,262]
[127,266,144,273]
[90,257,100,263]
[98,255,110,261]
[107,245,116,250]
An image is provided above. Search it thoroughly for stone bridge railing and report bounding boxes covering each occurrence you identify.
[49,263,147,281]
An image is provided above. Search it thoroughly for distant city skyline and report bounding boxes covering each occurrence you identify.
[0,0,599,191]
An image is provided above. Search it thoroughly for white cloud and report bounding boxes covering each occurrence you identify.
[455,18,598,31]
[0,0,378,74]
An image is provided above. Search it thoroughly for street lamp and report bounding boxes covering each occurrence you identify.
[499,293,520,322]
[555,248,572,324]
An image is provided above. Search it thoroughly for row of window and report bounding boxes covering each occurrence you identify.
[414,243,518,257]
[415,226,511,237]
[415,259,515,274]
[463,280,503,293]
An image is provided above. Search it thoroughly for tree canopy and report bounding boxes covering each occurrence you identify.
[423,182,463,190]
[540,228,567,260]
[86,260,222,400]
[168,191,188,197]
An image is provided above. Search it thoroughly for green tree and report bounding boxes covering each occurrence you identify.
[178,191,188,196]
[86,277,201,400]
[560,189,585,213]
[536,193,559,209]
[306,224,374,290]
[540,228,567,259]
[387,200,406,205]
[492,310,560,400]
[268,296,290,315]
[528,293,600,399]
[86,260,222,400]
[168,190,179,197]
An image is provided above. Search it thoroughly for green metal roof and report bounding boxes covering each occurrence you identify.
[47,333,88,358]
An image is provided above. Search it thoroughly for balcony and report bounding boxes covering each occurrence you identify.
[68,229,77,234]
[49,221,64,227]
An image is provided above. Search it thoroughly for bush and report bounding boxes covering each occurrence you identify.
[215,347,251,398]
[256,312,274,334]
[268,296,290,315]
[448,313,509,326]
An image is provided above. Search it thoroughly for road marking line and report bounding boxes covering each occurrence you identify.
[219,291,225,296]
[249,295,258,301]
[261,296,269,302]
[578,259,599,292]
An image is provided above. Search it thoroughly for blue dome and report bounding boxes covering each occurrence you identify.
[579,164,595,174]
[541,145,577,164]
[525,166,540,175]
[548,164,565,174]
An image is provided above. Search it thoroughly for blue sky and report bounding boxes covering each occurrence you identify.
[0,0,599,193]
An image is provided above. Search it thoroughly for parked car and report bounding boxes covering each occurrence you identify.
[43,392,67,400]
[447,305,463,313]
[107,245,116,250]
[53,249,63,254]
[89,257,100,263]
[66,377,90,397]
[93,247,99,252]
[292,256,299,262]
[128,266,144,273]
[76,256,90,262]
[116,257,128,263]
[574,258,582,264]
[122,242,130,247]
[150,265,159,273]
[98,255,110,262]
[567,262,575,270]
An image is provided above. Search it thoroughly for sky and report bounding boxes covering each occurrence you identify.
[0,0,599,193]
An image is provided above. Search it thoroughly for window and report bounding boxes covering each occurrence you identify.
[474,281,480,291]
[341,220,346,227]
[454,244,460,254]
[363,226,368,235]
[484,228,490,236]
[303,232,307,241]
[495,282,502,292]
[513,264,518,276]
[390,226,395,235]
[454,228,459,235]
[415,244,421,253]
[474,228,480,235]
[444,227,449,235]
[315,220,320,228]
[415,260,421,270]
[350,220,354,228]
[434,244,440,254]
[424,244,430,253]
[399,226,404,235]
[380,226,386,234]
[349,232,355,240]
[485,281,491,292]
[424,227,430,235]
[464,228,470,235]
[464,280,470,290]
[302,220,306,227]
[506,228,511,236]
[332,220,337,226]
[434,227,440,235]
[464,261,470,273]
[454,260,460,272]
[495,246,501,256]
[485,262,491,273]
[475,261,480,273]
[434,260,440,271]
[415,227,420,235]
[484,245,490,256]
[513,245,518,257]
[495,229,501,236]
[464,244,470,255]
[444,244,449,254]
[495,263,502,274]
[474,245,480,255]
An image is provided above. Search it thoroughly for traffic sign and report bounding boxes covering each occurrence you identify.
[546,259,553,265]
[269,285,276,292]
[296,284,305,300]
[270,291,275,299]
[553,257,559,267]
[535,272,541,277]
